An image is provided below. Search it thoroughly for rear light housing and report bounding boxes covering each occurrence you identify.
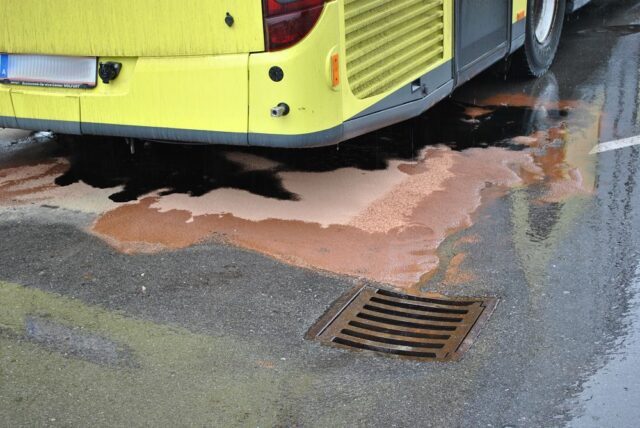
[263,0,326,51]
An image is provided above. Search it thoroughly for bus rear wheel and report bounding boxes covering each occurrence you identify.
[515,0,567,77]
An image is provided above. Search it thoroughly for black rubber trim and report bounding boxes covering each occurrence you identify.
[510,20,527,53]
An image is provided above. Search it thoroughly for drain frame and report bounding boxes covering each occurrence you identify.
[307,285,498,362]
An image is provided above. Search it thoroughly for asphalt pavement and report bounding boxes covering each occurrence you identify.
[2,1,640,426]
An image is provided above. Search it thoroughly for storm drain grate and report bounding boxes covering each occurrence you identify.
[307,285,497,362]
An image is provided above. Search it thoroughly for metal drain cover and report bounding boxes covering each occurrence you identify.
[307,285,498,362]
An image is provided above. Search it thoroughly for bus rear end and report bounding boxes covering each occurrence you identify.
[0,0,456,148]
[1,1,576,148]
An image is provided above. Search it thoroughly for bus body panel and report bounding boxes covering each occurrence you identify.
[12,90,81,134]
[248,3,344,144]
[0,86,15,127]
[457,0,509,72]
[1,55,251,144]
[0,0,265,57]
[248,0,454,143]
[513,0,528,23]
[82,56,250,138]
[512,0,528,52]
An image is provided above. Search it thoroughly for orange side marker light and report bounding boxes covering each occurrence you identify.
[331,53,340,87]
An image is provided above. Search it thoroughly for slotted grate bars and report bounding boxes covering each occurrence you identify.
[308,285,497,361]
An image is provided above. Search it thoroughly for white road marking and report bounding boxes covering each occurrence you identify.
[590,135,640,154]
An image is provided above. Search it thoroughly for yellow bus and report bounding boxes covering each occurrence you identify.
[0,0,589,148]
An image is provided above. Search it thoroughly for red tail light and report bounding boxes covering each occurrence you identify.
[263,0,326,51]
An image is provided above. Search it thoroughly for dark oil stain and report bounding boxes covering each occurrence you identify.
[55,139,300,203]
[53,98,572,203]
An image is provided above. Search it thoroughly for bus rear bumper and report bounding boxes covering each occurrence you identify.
[0,53,254,145]
[245,78,454,148]
[0,113,342,148]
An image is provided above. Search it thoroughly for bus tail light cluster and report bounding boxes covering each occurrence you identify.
[263,0,326,51]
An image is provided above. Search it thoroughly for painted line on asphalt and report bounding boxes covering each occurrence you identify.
[590,135,640,154]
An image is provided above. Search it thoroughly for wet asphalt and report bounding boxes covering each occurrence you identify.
[2,1,640,426]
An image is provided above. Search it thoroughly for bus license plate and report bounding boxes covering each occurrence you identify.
[0,54,97,89]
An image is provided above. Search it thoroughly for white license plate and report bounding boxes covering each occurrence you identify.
[0,54,97,89]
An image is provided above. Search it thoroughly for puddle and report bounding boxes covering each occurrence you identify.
[0,81,596,288]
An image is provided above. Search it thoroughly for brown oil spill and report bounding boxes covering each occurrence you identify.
[92,146,539,286]
[0,94,597,288]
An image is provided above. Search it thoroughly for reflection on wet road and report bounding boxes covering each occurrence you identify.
[569,265,640,427]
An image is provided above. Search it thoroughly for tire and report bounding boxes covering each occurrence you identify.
[514,0,567,77]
